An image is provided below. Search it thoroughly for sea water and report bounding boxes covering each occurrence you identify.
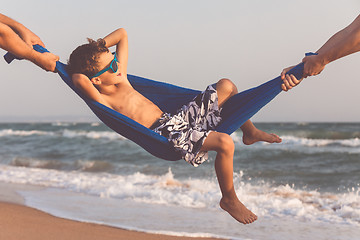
[0,122,359,239]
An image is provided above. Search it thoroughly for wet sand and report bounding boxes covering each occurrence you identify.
[0,182,224,240]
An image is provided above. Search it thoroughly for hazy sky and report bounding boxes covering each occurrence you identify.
[1,0,359,122]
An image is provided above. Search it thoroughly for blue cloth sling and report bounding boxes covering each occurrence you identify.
[4,45,304,161]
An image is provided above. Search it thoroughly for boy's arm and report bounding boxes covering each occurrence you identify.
[72,73,110,107]
[103,28,128,76]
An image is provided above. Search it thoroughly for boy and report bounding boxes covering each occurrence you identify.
[68,28,299,224]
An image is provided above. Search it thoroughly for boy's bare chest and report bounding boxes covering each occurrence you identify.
[111,91,147,112]
[103,88,163,127]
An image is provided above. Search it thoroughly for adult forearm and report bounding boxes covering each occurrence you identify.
[316,15,360,64]
[0,23,35,59]
[0,13,27,35]
[301,15,360,78]
[0,22,58,72]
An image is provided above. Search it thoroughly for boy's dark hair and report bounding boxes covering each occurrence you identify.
[67,38,109,78]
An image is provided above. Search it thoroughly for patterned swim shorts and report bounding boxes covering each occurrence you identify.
[151,84,222,167]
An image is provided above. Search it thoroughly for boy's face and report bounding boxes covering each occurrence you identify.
[91,51,121,85]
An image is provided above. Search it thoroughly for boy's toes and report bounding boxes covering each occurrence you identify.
[271,133,282,143]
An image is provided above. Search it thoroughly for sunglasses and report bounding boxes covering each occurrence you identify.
[91,53,119,79]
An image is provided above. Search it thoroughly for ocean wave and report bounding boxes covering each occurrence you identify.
[10,157,66,169]
[0,165,359,226]
[231,132,360,148]
[9,158,115,173]
[231,132,360,154]
[281,136,360,147]
[0,129,51,137]
[0,128,125,141]
[61,129,125,140]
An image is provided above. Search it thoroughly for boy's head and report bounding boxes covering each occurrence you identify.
[68,38,109,78]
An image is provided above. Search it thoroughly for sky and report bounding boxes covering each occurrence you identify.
[1,0,359,122]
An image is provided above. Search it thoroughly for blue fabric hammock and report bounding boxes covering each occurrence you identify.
[4,45,304,161]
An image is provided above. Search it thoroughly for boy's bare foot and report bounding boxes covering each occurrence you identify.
[242,128,282,145]
[220,197,257,224]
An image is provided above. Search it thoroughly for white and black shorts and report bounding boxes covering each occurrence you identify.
[151,84,222,167]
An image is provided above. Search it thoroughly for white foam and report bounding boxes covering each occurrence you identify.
[0,129,51,137]
[51,122,77,127]
[0,128,126,141]
[239,135,360,155]
[281,136,360,148]
[231,132,360,150]
[61,129,125,140]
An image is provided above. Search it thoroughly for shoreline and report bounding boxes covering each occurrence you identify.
[0,181,225,240]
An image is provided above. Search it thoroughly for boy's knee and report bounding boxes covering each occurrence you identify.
[216,133,235,153]
[217,78,233,88]
[217,78,238,96]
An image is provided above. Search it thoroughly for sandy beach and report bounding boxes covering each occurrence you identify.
[0,182,224,240]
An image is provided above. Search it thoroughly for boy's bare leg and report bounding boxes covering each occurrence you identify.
[201,132,257,224]
[215,79,282,145]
